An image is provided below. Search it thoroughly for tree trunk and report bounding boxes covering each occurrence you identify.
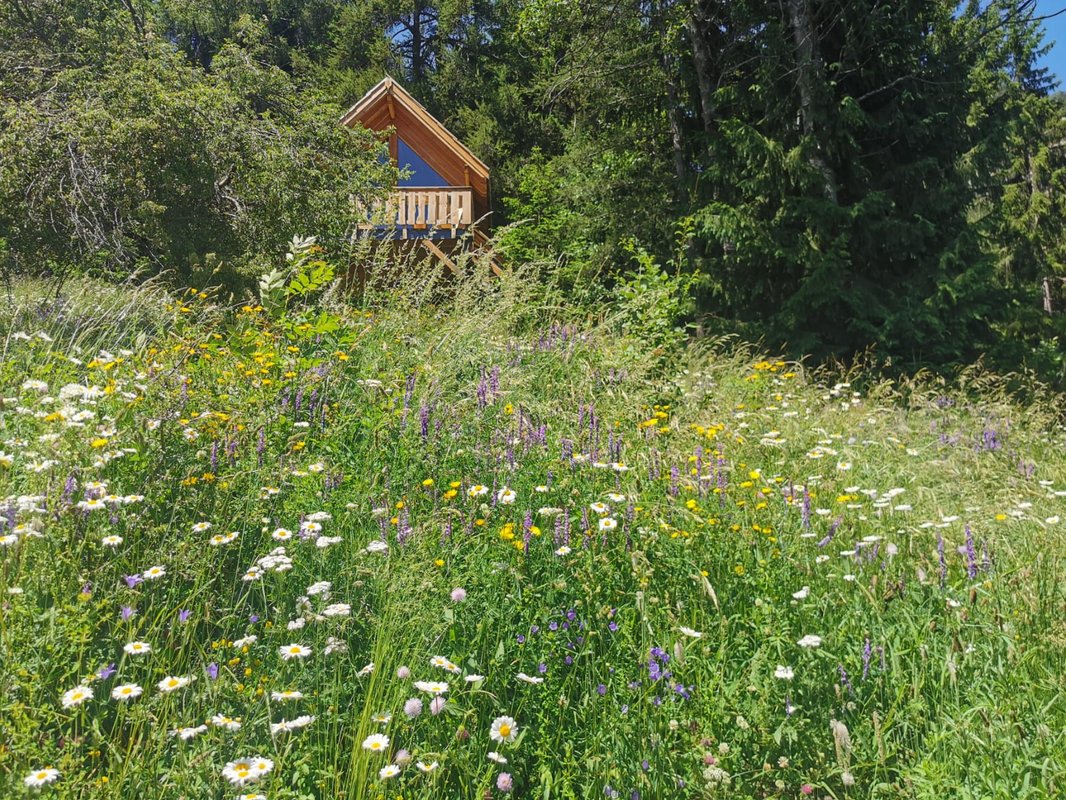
[786,0,838,203]
[411,0,424,83]
[687,3,717,135]
[651,0,688,197]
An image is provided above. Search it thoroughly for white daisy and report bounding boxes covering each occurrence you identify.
[111,683,143,701]
[362,733,390,753]
[61,685,93,708]
[489,715,518,743]
[157,675,194,693]
[279,643,312,660]
[23,768,60,787]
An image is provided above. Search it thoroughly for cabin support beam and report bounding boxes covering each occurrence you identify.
[421,238,460,275]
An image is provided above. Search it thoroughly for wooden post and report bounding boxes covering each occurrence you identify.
[422,238,460,275]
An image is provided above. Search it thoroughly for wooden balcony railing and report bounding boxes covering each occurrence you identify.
[358,186,473,230]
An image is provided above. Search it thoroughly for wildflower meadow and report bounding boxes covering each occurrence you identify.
[0,242,1063,800]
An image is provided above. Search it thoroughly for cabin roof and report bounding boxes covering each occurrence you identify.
[340,77,490,180]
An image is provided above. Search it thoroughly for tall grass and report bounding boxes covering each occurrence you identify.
[0,269,1062,799]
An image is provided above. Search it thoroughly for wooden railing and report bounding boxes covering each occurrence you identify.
[359,187,473,229]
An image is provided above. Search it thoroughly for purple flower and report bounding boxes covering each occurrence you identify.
[965,524,977,580]
[123,574,143,588]
[496,772,514,793]
[249,614,259,624]
[178,609,192,624]
[516,634,525,644]
[937,532,947,586]
[538,662,547,674]
[120,606,136,621]
[207,662,219,680]
[597,684,607,696]
[97,663,117,680]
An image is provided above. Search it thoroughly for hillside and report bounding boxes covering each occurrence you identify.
[0,256,1064,799]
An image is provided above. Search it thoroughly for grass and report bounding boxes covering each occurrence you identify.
[0,260,1063,800]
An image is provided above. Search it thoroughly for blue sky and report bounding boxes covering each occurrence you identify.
[1036,0,1066,85]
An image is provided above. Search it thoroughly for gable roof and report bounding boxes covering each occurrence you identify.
[340,77,489,180]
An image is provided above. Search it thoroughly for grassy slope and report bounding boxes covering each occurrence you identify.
[0,275,1063,800]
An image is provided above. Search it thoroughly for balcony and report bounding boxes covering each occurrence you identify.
[358,186,473,236]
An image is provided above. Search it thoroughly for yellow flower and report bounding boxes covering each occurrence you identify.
[422,479,434,487]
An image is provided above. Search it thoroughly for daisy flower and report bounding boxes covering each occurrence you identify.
[170,724,208,740]
[467,484,489,498]
[211,714,242,730]
[233,635,258,648]
[123,641,151,656]
[271,715,315,734]
[222,757,272,787]
[111,683,143,701]
[414,680,448,695]
[142,565,166,580]
[102,535,123,547]
[210,531,240,546]
[279,643,312,660]
[417,761,439,773]
[589,502,608,515]
[430,655,460,673]
[678,626,703,638]
[489,715,518,744]
[362,733,390,753]
[379,764,401,779]
[516,672,544,684]
[488,751,508,764]
[157,675,194,693]
[555,545,571,555]
[23,767,60,787]
[598,517,618,531]
[271,689,304,702]
[464,674,485,683]
[497,487,517,504]
[192,521,212,532]
[61,685,93,708]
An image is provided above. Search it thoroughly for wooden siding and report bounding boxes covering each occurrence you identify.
[342,78,491,224]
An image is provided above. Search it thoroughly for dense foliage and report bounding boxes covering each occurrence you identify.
[1,0,1064,376]
[0,253,1063,798]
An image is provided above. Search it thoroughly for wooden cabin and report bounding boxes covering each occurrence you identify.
[342,77,498,275]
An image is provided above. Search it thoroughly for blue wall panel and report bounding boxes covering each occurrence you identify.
[397,138,449,187]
